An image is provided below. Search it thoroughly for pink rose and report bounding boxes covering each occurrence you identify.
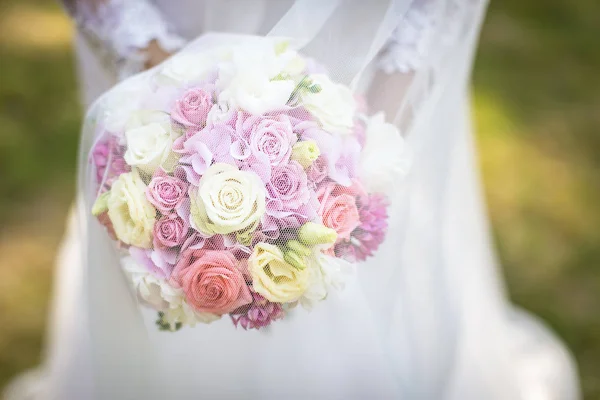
[153,213,188,248]
[267,161,311,210]
[317,182,362,241]
[170,249,252,315]
[245,114,297,167]
[172,88,213,127]
[146,171,188,213]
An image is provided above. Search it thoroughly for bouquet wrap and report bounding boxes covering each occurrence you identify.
[84,34,409,332]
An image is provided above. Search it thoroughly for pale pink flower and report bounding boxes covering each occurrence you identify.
[317,182,363,241]
[171,87,213,127]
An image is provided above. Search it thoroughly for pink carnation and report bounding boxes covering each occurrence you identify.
[335,193,389,262]
[170,249,252,315]
[231,291,285,330]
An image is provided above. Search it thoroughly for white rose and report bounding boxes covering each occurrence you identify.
[107,172,156,248]
[190,163,266,236]
[124,110,179,174]
[300,248,355,310]
[360,112,410,194]
[302,74,357,134]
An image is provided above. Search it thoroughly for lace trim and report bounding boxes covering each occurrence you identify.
[378,0,472,74]
[71,0,186,79]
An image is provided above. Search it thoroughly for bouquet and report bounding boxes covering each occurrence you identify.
[90,38,406,331]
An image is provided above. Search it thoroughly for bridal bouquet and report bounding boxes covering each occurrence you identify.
[90,38,406,331]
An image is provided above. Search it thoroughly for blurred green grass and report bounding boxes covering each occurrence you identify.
[0,0,598,398]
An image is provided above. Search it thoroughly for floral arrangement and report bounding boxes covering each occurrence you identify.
[90,39,406,331]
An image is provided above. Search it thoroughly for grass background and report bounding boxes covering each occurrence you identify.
[0,0,598,397]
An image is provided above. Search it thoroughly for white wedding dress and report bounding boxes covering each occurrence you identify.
[5,1,580,399]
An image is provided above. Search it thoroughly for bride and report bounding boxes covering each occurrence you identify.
[5,0,580,399]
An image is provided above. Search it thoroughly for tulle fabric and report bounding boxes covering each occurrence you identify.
[4,1,580,399]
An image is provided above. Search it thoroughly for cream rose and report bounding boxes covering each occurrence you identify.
[190,163,266,236]
[302,74,357,134]
[124,110,180,174]
[249,243,309,303]
[107,172,156,248]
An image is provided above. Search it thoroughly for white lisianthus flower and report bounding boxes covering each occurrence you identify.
[121,256,181,310]
[162,299,221,326]
[300,247,355,310]
[217,43,296,115]
[156,52,216,85]
[282,54,306,76]
[124,110,180,174]
[122,256,220,325]
[107,171,156,248]
[190,163,266,236]
[359,112,410,194]
[302,74,357,134]
[274,39,307,76]
[218,72,295,115]
[206,99,235,126]
[101,83,144,133]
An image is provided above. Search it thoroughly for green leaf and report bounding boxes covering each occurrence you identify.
[91,191,110,216]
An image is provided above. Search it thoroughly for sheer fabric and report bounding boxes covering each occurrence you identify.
[61,0,185,78]
[4,1,580,399]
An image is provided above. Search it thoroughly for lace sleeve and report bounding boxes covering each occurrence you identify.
[61,0,186,79]
[377,0,469,74]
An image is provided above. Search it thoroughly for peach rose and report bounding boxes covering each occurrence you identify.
[170,249,252,315]
[316,182,362,241]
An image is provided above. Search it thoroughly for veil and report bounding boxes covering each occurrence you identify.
[77,2,413,397]
[6,1,579,399]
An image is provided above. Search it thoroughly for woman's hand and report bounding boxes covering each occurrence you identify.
[143,39,172,70]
